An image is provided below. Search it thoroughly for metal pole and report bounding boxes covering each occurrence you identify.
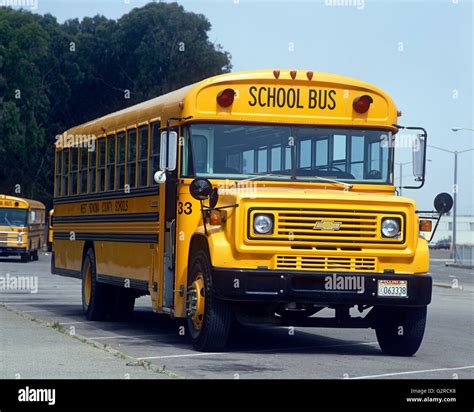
[399,163,403,196]
[452,151,458,262]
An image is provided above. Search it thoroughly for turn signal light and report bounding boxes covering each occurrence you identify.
[353,95,373,114]
[209,209,227,225]
[419,219,432,232]
[216,88,235,108]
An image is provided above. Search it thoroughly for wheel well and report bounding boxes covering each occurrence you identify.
[82,241,94,262]
[189,235,211,265]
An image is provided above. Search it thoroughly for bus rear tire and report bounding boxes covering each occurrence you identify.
[187,249,232,352]
[32,250,39,261]
[375,306,427,356]
[81,247,111,321]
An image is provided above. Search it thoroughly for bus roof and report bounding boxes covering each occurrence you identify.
[57,70,398,149]
[0,195,46,209]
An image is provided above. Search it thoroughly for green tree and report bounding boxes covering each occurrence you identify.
[0,3,232,207]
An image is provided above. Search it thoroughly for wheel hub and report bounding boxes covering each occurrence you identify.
[187,273,205,330]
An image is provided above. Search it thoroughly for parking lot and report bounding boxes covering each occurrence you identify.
[0,250,472,379]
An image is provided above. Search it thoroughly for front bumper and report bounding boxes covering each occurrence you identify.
[0,247,27,256]
[212,268,432,307]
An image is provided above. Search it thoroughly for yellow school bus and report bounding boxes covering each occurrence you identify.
[52,70,452,355]
[0,195,46,262]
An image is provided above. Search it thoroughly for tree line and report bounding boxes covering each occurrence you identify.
[0,2,231,207]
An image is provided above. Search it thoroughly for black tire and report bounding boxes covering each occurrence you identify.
[110,287,135,321]
[47,242,53,252]
[20,253,29,263]
[81,247,112,321]
[32,250,39,261]
[187,249,232,352]
[375,306,427,356]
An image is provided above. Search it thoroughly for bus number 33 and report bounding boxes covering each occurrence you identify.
[178,202,192,215]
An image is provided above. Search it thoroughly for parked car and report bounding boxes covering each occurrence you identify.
[430,238,452,250]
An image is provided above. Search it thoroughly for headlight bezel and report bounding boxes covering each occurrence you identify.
[253,214,274,235]
[381,217,401,238]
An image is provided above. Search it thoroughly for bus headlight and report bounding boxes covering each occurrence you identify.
[381,218,401,238]
[17,233,23,242]
[253,214,274,235]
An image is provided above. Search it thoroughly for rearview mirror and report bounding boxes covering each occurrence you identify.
[190,178,213,201]
[412,134,426,179]
[434,192,453,214]
[160,131,178,171]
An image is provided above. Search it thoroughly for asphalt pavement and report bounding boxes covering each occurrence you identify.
[0,251,472,379]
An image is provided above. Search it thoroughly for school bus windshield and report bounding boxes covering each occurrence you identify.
[182,123,393,184]
[0,208,27,227]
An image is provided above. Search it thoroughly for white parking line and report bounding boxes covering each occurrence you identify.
[349,365,474,379]
[88,334,170,340]
[1,302,80,305]
[137,341,379,360]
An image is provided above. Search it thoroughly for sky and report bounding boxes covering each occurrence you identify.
[26,0,474,214]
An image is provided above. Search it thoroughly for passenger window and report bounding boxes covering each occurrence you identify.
[127,129,137,188]
[150,123,161,186]
[107,134,116,191]
[55,151,62,197]
[97,139,106,192]
[69,148,78,195]
[116,132,126,190]
[80,147,88,193]
[138,126,149,187]
[89,148,97,193]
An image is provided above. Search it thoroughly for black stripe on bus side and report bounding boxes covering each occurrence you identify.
[53,212,159,224]
[54,267,82,279]
[53,232,158,243]
[96,274,149,291]
[54,268,150,292]
[53,186,158,205]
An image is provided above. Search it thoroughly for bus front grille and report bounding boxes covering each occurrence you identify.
[275,255,376,272]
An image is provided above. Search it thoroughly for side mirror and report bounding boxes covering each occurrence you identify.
[190,178,213,200]
[434,192,453,214]
[153,170,167,185]
[159,131,178,171]
[412,134,426,179]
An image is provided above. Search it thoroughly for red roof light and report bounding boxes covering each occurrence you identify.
[353,95,373,113]
[217,88,235,108]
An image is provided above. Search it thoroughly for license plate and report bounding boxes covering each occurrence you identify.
[377,280,408,297]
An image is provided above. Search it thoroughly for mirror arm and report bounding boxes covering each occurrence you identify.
[393,124,428,190]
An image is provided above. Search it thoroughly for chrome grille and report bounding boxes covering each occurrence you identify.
[276,255,376,272]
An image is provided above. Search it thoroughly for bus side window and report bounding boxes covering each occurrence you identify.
[138,126,149,187]
[80,147,88,193]
[55,150,62,197]
[70,147,79,195]
[61,149,69,197]
[98,138,106,192]
[116,132,126,190]
[127,128,137,188]
[150,123,160,185]
[89,146,97,193]
[107,134,116,191]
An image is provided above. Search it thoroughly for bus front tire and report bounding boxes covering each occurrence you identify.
[81,248,111,321]
[20,253,29,263]
[187,249,232,352]
[32,250,39,261]
[375,306,427,356]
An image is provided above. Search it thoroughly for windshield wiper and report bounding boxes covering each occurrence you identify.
[4,216,15,230]
[236,172,291,185]
[310,175,353,190]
